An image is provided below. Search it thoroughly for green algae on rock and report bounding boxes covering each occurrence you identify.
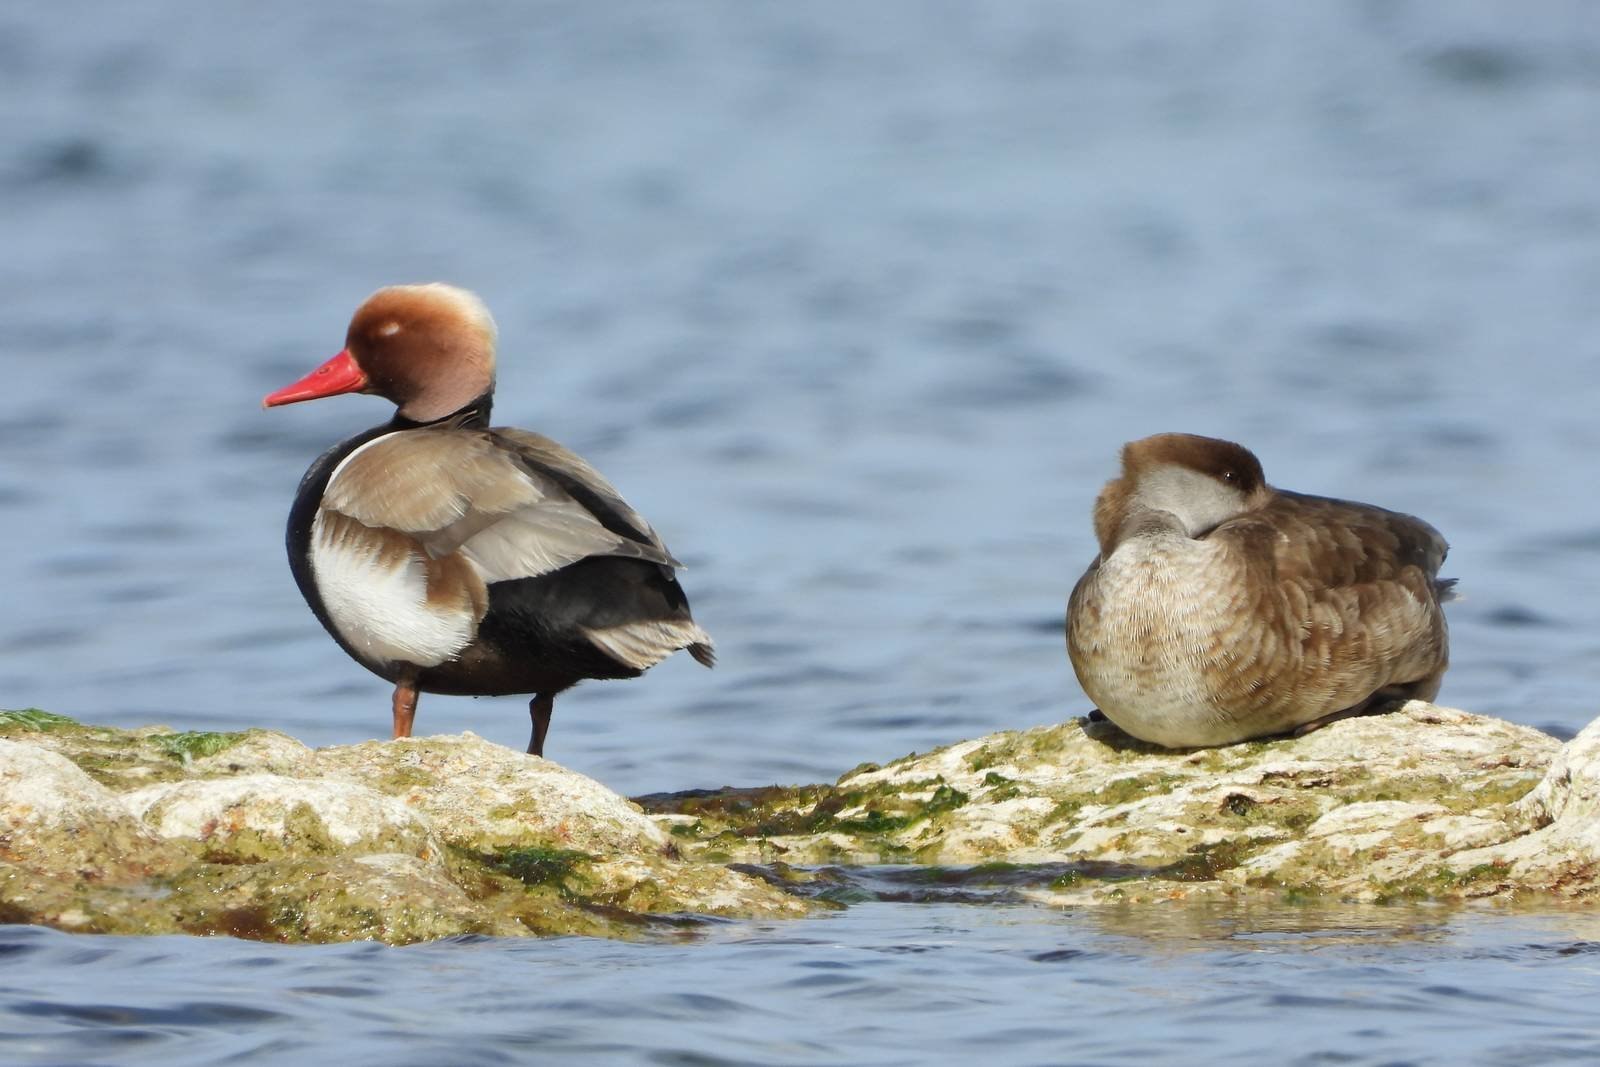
[0,708,77,732]
[148,730,249,763]
[0,716,807,945]
[643,702,1577,907]
[5,702,1600,945]
[0,714,292,791]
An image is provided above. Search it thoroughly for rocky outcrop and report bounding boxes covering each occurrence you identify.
[0,711,807,943]
[642,702,1582,906]
[4,701,1600,944]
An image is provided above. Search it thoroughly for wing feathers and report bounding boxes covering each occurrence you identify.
[490,428,676,557]
[1211,490,1450,705]
[321,426,681,586]
[582,619,716,672]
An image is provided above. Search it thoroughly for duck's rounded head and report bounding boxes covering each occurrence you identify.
[265,283,498,423]
[1091,433,1270,551]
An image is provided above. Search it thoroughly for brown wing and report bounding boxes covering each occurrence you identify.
[322,427,677,586]
[485,428,679,563]
[1211,490,1451,706]
[1236,490,1448,588]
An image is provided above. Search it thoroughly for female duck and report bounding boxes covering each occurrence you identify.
[1067,433,1451,747]
[264,284,713,757]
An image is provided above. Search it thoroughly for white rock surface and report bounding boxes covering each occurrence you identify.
[1449,716,1600,886]
[123,773,440,862]
[0,739,178,877]
[315,733,671,856]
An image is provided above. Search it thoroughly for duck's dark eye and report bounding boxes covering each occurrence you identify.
[1221,469,1237,483]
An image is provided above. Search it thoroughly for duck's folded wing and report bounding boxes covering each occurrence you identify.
[487,428,678,560]
[1220,492,1450,694]
[321,428,677,585]
[1229,491,1448,588]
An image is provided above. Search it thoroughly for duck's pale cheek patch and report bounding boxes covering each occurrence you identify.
[310,512,475,668]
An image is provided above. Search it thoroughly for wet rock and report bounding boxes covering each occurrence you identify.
[0,739,189,882]
[162,854,525,943]
[648,702,1575,906]
[0,714,806,945]
[1447,715,1600,893]
[7,701,1600,944]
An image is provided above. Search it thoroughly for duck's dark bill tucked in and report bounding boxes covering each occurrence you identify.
[1067,433,1452,748]
[265,283,713,757]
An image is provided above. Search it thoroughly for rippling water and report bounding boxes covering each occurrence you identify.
[7,906,1600,1066]
[3,1,1599,1062]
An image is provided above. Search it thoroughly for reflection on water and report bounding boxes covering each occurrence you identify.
[1086,898,1460,949]
[3,1,1600,1062]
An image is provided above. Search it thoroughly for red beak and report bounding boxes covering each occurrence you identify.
[263,349,370,408]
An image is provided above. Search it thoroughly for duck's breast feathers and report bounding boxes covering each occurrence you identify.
[1213,490,1448,587]
[310,507,486,669]
[319,426,679,586]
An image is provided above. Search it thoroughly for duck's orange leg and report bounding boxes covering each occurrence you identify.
[392,675,419,739]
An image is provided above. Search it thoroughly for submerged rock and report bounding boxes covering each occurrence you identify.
[4,701,1600,944]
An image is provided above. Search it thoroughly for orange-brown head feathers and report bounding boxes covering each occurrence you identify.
[345,284,498,423]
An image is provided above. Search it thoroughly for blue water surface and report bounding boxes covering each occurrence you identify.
[2,1,1599,1062]
[7,905,1600,1066]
